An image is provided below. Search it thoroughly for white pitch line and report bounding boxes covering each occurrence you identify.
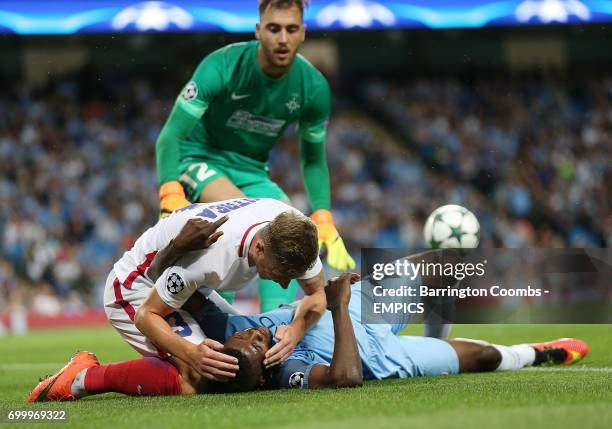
[524,366,612,373]
[0,363,65,370]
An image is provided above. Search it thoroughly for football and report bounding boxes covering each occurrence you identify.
[423,204,480,249]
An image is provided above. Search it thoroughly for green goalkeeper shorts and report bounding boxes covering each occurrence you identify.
[178,158,290,202]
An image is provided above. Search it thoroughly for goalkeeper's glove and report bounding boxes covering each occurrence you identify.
[311,209,356,271]
[159,181,191,218]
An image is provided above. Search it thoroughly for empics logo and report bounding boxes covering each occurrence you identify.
[112,1,194,32]
[166,272,185,295]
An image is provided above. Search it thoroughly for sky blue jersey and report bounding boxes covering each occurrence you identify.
[195,280,459,389]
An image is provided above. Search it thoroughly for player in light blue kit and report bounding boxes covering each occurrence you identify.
[30,231,589,399]
[193,278,460,388]
[189,269,587,391]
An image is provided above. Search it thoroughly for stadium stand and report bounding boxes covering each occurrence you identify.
[0,72,610,317]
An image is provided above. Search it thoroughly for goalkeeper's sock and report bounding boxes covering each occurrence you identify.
[72,358,181,397]
[492,344,536,371]
[258,279,298,312]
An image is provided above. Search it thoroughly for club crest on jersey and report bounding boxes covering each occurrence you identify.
[285,94,301,114]
[288,372,304,388]
[166,272,185,294]
[181,81,198,101]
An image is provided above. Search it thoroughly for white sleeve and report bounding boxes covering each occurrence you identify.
[198,288,245,315]
[154,239,230,308]
[298,256,323,281]
[155,264,202,309]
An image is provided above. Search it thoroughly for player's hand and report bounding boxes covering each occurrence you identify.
[186,339,239,382]
[159,181,191,218]
[264,324,298,368]
[326,273,360,311]
[173,216,229,253]
[311,209,356,271]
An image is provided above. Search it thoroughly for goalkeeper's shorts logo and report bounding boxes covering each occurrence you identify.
[181,81,198,101]
[166,272,186,295]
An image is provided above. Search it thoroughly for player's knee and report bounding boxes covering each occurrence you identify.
[473,346,501,372]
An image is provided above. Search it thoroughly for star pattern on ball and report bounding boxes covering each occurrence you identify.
[424,205,480,249]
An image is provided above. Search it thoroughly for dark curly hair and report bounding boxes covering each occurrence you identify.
[207,348,262,394]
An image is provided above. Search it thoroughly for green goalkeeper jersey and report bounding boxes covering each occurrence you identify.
[156,40,331,210]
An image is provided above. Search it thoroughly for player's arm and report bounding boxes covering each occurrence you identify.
[308,273,363,388]
[136,263,239,381]
[299,78,355,271]
[135,288,238,381]
[157,52,225,216]
[270,273,363,389]
[295,268,327,331]
[147,216,228,283]
[264,267,326,368]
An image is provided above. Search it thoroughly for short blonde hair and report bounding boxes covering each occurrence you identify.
[262,211,318,277]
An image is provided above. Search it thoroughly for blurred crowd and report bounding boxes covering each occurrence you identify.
[0,71,610,315]
[361,75,610,248]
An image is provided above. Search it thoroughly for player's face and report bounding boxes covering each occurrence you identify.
[225,327,272,371]
[256,5,305,73]
[225,326,272,354]
[254,251,293,289]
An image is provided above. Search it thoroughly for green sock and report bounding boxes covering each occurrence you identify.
[258,279,299,312]
[218,290,236,305]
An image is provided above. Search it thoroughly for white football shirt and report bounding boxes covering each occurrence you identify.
[112,198,323,309]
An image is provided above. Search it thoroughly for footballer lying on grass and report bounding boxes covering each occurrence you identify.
[28,221,589,401]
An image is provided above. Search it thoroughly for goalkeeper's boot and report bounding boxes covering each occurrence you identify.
[532,338,589,366]
[28,351,99,402]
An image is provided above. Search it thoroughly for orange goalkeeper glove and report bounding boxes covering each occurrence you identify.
[159,181,191,218]
[311,209,356,271]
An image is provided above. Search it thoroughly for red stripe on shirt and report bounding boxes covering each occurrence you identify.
[113,251,158,320]
[113,277,168,359]
[238,221,270,257]
[123,251,158,289]
[113,277,136,321]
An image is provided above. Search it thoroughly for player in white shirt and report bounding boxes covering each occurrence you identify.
[104,197,325,382]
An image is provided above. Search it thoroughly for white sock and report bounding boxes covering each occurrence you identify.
[493,344,536,371]
[70,368,90,398]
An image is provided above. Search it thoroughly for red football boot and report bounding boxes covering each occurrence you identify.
[531,338,589,366]
[28,351,99,402]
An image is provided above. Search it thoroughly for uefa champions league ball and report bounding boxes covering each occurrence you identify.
[424,205,480,249]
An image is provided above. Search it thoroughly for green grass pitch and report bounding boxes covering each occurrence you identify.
[1,324,611,429]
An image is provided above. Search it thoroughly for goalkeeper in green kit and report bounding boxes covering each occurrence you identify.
[155,0,354,311]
